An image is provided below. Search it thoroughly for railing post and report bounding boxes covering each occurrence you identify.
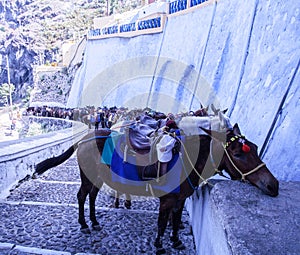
[187,0,191,8]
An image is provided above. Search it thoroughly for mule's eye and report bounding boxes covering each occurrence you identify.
[233,153,242,158]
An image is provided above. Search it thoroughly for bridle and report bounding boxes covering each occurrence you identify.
[178,131,266,189]
[221,135,266,181]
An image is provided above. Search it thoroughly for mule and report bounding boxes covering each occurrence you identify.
[34,111,279,254]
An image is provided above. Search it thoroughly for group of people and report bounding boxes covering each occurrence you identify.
[23,105,122,129]
[24,104,208,133]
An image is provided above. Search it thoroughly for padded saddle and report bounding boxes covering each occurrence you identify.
[127,115,159,153]
[128,123,155,152]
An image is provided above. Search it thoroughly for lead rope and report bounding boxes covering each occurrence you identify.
[210,140,231,180]
[179,152,199,190]
[175,136,215,188]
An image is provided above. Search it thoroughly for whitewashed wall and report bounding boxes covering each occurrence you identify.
[67,0,299,181]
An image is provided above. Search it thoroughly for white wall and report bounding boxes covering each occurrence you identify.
[67,0,300,181]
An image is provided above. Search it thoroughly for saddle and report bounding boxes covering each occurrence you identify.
[112,115,181,182]
[127,115,159,153]
[128,123,154,153]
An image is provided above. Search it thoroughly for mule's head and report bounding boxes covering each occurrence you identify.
[203,124,279,197]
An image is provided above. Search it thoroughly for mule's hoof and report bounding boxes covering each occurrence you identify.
[156,248,166,255]
[92,224,101,231]
[80,227,91,234]
[124,201,131,209]
[172,240,185,250]
[154,238,162,248]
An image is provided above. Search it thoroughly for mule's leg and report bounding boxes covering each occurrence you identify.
[178,200,185,229]
[89,185,101,230]
[170,200,186,250]
[154,196,175,254]
[114,191,120,208]
[77,185,90,233]
[124,193,131,209]
[168,200,185,229]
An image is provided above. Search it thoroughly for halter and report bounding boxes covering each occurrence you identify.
[222,135,266,181]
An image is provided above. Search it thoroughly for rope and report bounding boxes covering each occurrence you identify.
[223,147,265,181]
[179,153,198,191]
[174,135,215,187]
[110,120,136,130]
[209,140,230,180]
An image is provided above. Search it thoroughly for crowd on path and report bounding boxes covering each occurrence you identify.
[24,105,122,129]
[23,105,209,131]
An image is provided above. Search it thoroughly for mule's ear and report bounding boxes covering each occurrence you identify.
[211,104,219,115]
[233,123,241,135]
[222,108,228,114]
[200,127,226,142]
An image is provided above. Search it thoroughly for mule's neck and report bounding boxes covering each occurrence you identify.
[181,135,212,196]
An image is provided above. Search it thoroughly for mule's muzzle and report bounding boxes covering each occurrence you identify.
[257,178,279,197]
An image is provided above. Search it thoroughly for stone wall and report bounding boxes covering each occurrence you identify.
[0,120,87,199]
[185,181,300,255]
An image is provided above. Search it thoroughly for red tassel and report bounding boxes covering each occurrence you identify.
[242,144,251,153]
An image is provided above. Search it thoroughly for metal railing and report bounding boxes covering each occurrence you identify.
[88,0,214,40]
[169,0,187,15]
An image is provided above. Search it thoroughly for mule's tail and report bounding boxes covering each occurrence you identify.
[34,142,79,175]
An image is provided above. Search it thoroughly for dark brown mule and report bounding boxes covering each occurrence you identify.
[34,113,279,254]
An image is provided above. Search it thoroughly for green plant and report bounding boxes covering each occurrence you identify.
[0,83,15,105]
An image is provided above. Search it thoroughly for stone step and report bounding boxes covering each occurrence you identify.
[0,157,196,255]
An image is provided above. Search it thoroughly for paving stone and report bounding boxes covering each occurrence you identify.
[0,156,196,255]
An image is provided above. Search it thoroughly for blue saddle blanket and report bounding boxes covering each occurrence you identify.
[101,132,181,193]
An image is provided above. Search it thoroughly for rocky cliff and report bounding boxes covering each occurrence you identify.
[0,0,110,104]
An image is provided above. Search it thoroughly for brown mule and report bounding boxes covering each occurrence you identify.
[34,113,278,254]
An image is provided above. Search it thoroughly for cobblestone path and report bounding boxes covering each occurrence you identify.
[0,157,196,255]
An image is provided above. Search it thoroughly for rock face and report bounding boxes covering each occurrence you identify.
[0,0,109,104]
[0,37,38,99]
[30,64,80,106]
[0,0,38,101]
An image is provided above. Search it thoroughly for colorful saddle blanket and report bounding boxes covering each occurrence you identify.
[101,132,181,193]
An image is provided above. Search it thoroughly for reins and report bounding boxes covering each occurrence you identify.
[172,130,266,190]
[209,140,231,180]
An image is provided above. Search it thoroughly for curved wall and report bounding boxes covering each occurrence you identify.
[67,0,299,180]
[0,120,87,199]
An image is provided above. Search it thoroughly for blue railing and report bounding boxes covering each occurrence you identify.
[120,22,136,33]
[138,17,161,30]
[89,28,101,37]
[169,0,187,14]
[102,25,118,35]
[190,0,207,7]
[88,0,213,39]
